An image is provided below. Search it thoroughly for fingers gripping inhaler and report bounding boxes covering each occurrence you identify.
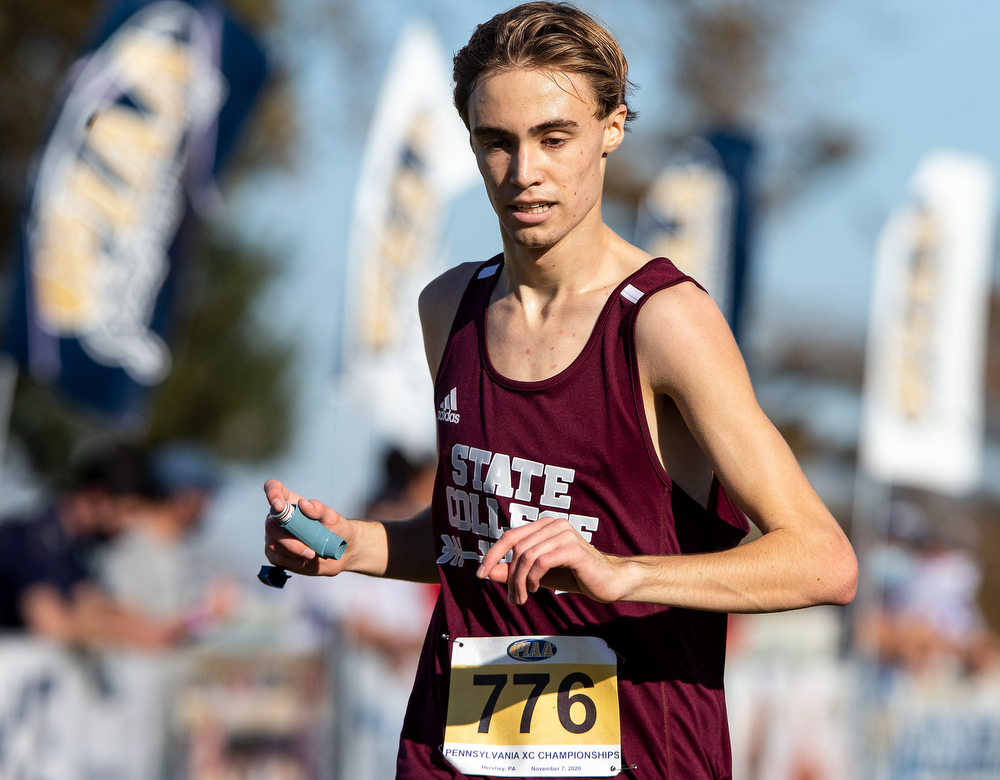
[258,502,347,588]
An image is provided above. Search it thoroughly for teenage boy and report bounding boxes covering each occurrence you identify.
[264,4,857,778]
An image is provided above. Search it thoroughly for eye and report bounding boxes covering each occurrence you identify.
[478,136,508,151]
[542,136,568,149]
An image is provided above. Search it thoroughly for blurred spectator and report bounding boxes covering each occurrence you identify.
[365,447,438,521]
[726,608,852,780]
[101,442,237,630]
[345,447,438,667]
[0,443,187,650]
[295,446,437,780]
[861,501,1000,677]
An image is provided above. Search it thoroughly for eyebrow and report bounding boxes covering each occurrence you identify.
[472,119,581,139]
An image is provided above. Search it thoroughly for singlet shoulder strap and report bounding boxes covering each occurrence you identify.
[451,254,502,325]
[618,257,750,546]
[437,254,503,378]
[475,258,502,281]
[617,257,704,308]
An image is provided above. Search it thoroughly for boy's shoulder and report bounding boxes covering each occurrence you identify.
[418,257,500,378]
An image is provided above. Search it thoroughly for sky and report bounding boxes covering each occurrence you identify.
[242,0,1000,339]
[205,0,1000,575]
[756,0,1000,337]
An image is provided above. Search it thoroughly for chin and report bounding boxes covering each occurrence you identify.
[505,226,563,251]
[514,237,554,250]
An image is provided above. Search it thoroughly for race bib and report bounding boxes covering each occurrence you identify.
[443,635,622,777]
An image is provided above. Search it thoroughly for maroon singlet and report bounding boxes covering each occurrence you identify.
[397,256,749,780]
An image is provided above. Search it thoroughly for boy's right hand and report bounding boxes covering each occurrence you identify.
[263,479,354,577]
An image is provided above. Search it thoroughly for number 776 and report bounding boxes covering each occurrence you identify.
[472,672,597,735]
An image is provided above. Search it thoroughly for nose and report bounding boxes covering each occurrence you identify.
[509,144,542,189]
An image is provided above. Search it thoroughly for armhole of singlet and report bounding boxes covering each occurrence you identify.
[624,271,700,493]
[433,256,503,387]
[627,269,751,539]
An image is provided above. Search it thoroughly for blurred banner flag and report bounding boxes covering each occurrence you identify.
[340,21,478,453]
[5,0,267,420]
[860,150,996,495]
[636,131,755,342]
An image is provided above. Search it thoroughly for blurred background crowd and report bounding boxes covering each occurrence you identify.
[3,0,1000,778]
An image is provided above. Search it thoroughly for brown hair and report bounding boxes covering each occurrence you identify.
[453,2,637,130]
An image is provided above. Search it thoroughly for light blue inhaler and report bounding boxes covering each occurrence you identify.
[258,502,347,588]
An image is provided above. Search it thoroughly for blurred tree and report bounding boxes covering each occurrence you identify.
[142,236,292,461]
[0,0,296,476]
[673,0,780,127]
[0,0,104,262]
[607,0,860,212]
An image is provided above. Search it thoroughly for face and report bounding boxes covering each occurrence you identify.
[65,488,135,540]
[168,489,210,533]
[467,68,627,253]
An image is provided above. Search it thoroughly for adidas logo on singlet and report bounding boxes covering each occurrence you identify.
[437,387,460,424]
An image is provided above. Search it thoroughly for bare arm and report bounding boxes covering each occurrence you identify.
[20,582,186,649]
[263,262,481,583]
[479,283,858,612]
[262,482,440,583]
[418,261,482,378]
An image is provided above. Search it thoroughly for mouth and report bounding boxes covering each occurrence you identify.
[510,202,554,214]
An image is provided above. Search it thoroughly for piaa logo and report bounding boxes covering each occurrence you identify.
[507,639,557,662]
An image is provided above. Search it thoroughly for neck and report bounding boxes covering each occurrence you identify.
[502,217,616,293]
[499,222,646,307]
[130,504,182,541]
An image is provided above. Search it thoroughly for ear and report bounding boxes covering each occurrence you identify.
[602,104,628,154]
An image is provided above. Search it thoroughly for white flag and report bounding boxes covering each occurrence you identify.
[860,150,995,494]
[340,21,478,453]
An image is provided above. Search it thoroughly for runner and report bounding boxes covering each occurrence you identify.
[264,3,857,778]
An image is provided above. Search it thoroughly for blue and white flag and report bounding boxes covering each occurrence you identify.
[5,0,267,420]
[636,131,755,342]
[636,138,735,322]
